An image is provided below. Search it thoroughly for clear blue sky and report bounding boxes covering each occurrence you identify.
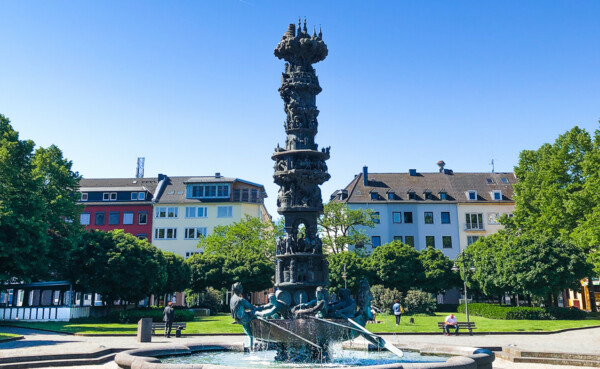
[1,1,599,218]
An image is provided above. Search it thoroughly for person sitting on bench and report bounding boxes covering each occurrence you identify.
[444,313,459,336]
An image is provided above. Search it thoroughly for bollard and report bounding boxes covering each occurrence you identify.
[176,325,183,337]
[137,318,152,342]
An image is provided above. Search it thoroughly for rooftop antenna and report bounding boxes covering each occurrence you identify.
[490,159,495,173]
[136,157,145,178]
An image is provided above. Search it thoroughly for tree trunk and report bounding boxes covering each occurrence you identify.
[587,276,597,312]
[545,293,553,307]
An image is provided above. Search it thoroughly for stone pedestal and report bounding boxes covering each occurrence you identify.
[137,318,152,342]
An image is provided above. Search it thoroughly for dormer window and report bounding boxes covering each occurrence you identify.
[501,177,509,184]
[407,190,416,200]
[103,192,117,201]
[187,183,230,199]
[387,190,396,200]
[423,190,432,200]
[467,191,477,201]
[491,190,502,201]
[370,191,379,200]
[439,191,447,200]
[81,193,88,201]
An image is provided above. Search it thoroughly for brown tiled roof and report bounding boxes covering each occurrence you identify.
[335,171,516,203]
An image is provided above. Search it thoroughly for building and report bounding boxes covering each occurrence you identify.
[79,177,160,242]
[151,173,270,259]
[332,166,516,258]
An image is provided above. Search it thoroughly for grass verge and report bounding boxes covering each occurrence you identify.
[3,312,599,335]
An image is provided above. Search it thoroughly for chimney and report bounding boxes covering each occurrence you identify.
[363,166,368,186]
[409,169,417,177]
[215,172,221,178]
[437,160,445,173]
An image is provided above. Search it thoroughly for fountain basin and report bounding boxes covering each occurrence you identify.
[114,342,494,369]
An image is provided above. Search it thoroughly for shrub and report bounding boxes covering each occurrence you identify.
[370,284,402,314]
[108,308,194,323]
[457,303,588,320]
[403,290,436,315]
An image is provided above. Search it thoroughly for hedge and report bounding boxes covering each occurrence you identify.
[108,308,195,323]
[436,304,459,313]
[457,303,588,320]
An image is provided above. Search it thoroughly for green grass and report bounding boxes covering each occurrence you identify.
[4,312,599,335]
[367,313,600,333]
[0,332,20,341]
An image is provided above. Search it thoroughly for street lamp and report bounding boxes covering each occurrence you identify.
[342,263,348,289]
[452,251,475,323]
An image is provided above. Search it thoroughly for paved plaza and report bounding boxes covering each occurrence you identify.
[1,325,599,368]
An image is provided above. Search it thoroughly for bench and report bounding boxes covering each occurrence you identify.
[151,322,187,336]
[437,321,476,336]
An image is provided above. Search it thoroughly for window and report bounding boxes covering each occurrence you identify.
[492,190,502,200]
[138,192,145,200]
[137,234,147,240]
[423,191,432,200]
[441,212,450,224]
[405,236,415,247]
[466,213,484,230]
[393,236,403,242]
[407,191,416,200]
[486,178,494,184]
[110,192,117,201]
[188,184,230,199]
[109,212,119,225]
[442,236,452,248]
[467,236,480,245]
[426,236,435,248]
[404,212,413,224]
[184,227,207,239]
[370,192,378,200]
[123,212,134,225]
[81,193,88,201]
[217,206,233,218]
[185,251,200,259]
[186,207,207,218]
[95,212,105,225]
[154,228,177,240]
[424,212,434,224]
[501,177,509,184]
[138,212,148,225]
[487,212,501,224]
[103,193,110,201]
[131,192,138,200]
[371,236,381,247]
[439,192,447,200]
[392,212,402,223]
[388,193,396,200]
[80,213,90,225]
[467,191,477,200]
[156,207,178,218]
[372,212,380,224]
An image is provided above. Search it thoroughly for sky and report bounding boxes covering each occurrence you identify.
[1,1,599,218]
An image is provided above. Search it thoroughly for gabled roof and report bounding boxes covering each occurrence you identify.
[334,171,516,203]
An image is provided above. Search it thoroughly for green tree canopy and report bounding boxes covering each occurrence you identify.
[418,246,458,295]
[327,251,372,295]
[366,241,424,292]
[0,114,81,283]
[319,202,376,254]
[68,230,167,304]
[157,252,191,297]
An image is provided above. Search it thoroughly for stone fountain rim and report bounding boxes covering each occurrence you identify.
[113,341,494,369]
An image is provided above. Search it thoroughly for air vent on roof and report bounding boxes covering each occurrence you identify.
[443,169,453,175]
[215,172,221,178]
[409,169,417,176]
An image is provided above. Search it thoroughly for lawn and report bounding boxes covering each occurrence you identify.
[4,312,599,335]
[0,332,20,341]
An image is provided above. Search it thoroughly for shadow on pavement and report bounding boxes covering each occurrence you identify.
[0,339,79,349]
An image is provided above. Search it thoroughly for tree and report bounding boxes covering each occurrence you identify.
[418,246,458,295]
[187,216,277,294]
[68,230,167,304]
[510,125,600,310]
[327,251,372,295]
[157,252,191,298]
[0,114,81,284]
[366,241,423,292]
[319,202,376,254]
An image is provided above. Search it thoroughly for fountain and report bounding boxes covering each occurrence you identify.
[113,21,495,369]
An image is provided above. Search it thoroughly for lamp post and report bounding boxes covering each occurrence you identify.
[342,263,348,289]
[452,251,475,323]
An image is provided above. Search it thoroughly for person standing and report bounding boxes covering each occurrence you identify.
[163,301,175,338]
[444,313,459,336]
[392,299,403,325]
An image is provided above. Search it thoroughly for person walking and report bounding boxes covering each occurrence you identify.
[392,299,403,325]
[163,301,175,338]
